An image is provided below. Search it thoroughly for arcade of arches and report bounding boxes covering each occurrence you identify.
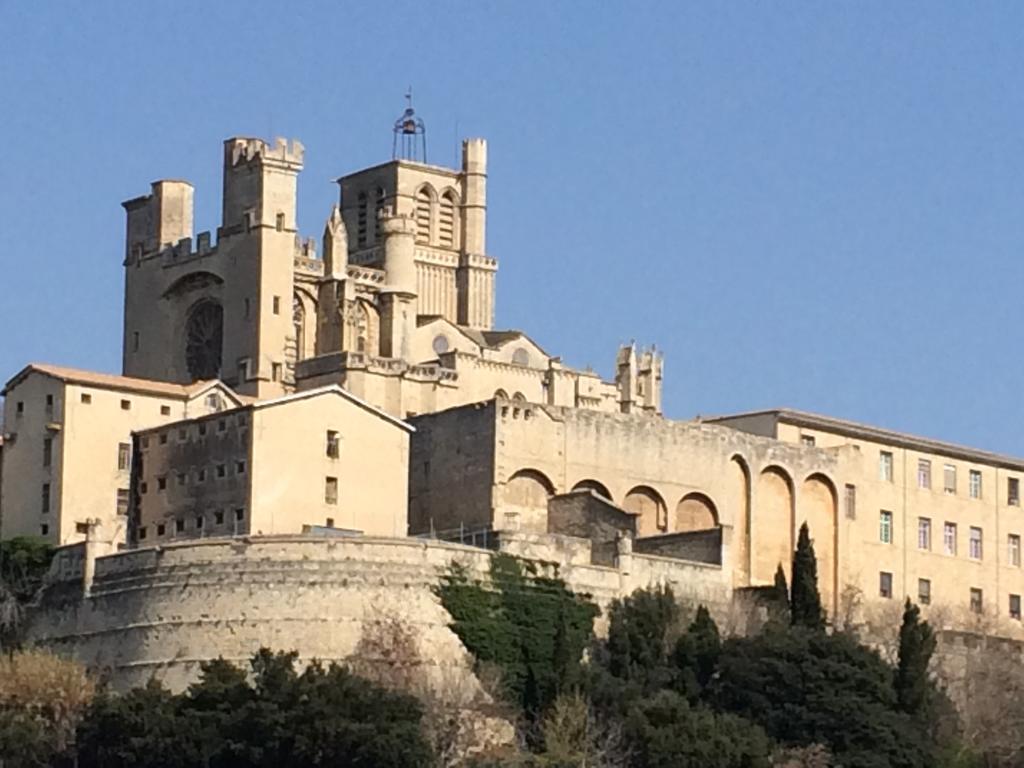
[497,462,838,607]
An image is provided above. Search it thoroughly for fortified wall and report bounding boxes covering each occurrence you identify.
[26,532,730,692]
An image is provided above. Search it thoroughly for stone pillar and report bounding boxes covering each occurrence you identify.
[379,214,417,359]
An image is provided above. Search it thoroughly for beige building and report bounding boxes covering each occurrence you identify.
[0,365,241,545]
[130,385,410,545]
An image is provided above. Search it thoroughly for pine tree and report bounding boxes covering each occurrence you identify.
[895,598,936,717]
[771,564,790,622]
[790,523,825,630]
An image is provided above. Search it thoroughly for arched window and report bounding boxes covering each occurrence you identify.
[356,191,368,248]
[439,189,458,248]
[293,296,305,362]
[374,187,387,241]
[185,300,223,381]
[512,348,530,367]
[415,185,433,244]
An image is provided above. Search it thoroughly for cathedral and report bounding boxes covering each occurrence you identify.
[5,106,1024,666]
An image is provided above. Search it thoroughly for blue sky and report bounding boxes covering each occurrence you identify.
[3,3,1024,452]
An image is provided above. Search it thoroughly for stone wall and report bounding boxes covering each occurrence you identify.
[634,528,723,565]
[547,490,637,566]
[26,532,730,692]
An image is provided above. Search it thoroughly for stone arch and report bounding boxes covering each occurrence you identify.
[292,288,317,363]
[800,473,839,619]
[511,348,530,367]
[494,389,509,399]
[347,299,379,355]
[511,392,526,402]
[730,455,752,586]
[571,479,612,500]
[674,492,718,533]
[754,465,794,585]
[501,469,555,533]
[162,271,224,300]
[439,188,460,249]
[414,184,436,244]
[624,485,668,537]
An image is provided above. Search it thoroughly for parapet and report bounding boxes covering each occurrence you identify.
[226,136,304,170]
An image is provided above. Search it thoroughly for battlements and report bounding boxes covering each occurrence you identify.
[226,136,304,169]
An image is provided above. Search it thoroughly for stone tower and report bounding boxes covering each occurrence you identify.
[121,138,304,398]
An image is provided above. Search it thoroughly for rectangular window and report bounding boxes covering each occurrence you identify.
[273,295,281,314]
[218,419,227,433]
[140,482,148,494]
[177,472,187,486]
[918,578,931,605]
[879,451,894,482]
[197,468,206,483]
[120,399,131,411]
[944,464,957,494]
[236,460,246,475]
[879,510,893,544]
[157,476,167,491]
[235,508,245,521]
[157,523,166,537]
[175,518,184,533]
[177,428,187,442]
[117,442,131,471]
[1010,478,1020,507]
[325,476,338,505]
[195,515,204,530]
[969,526,983,560]
[326,517,335,528]
[45,394,53,416]
[944,522,957,555]
[215,510,224,525]
[272,363,282,382]
[918,517,931,551]
[917,459,931,489]
[969,469,983,499]
[970,587,983,614]
[1010,534,1021,567]
[80,393,92,404]
[15,401,23,416]
[42,437,52,468]
[159,433,168,445]
[244,298,251,319]
[1011,594,1022,621]
[880,571,893,598]
[844,484,856,520]
[41,483,50,514]
[160,405,171,416]
[326,430,340,459]
[116,488,129,516]
[138,526,147,541]
[216,464,226,478]
[800,434,816,447]
[199,423,207,437]
[40,524,48,536]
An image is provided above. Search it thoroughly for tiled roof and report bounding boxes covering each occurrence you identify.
[4,363,194,398]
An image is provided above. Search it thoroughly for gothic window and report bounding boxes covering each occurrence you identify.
[293,296,306,362]
[439,189,458,248]
[374,187,387,240]
[185,300,223,381]
[356,191,368,248]
[415,185,434,244]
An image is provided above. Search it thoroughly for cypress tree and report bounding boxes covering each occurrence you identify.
[895,598,936,716]
[790,523,825,630]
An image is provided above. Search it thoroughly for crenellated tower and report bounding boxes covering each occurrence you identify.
[121,137,304,398]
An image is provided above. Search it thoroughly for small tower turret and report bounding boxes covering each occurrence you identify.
[378,210,418,359]
[323,204,348,279]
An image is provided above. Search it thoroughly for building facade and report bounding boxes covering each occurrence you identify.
[0,365,240,545]
[130,386,411,545]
